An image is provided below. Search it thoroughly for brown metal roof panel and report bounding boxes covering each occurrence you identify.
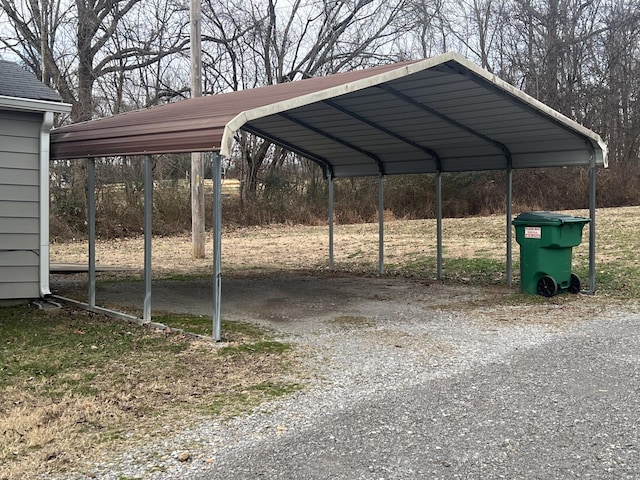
[52,127,226,159]
[51,60,418,159]
[54,62,414,132]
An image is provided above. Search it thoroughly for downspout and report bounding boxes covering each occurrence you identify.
[39,111,54,297]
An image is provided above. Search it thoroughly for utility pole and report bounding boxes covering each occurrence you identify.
[190,0,205,258]
[40,0,46,82]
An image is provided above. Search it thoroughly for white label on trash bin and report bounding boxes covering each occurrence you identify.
[524,226,542,239]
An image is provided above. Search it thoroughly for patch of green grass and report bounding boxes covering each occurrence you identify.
[0,305,190,395]
[443,257,507,284]
[389,255,506,285]
[218,340,292,356]
[152,313,212,336]
[589,263,640,298]
[201,382,301,417]
[96,430,127,444]
[201,391,251,416]
[153,313,273,340]
[388,255,436,276]
[219,319,270,338]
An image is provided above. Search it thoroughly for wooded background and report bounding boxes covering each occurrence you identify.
[1,0,638,239]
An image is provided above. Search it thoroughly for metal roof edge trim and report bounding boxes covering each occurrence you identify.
[220,52,461,157]
[448,55,609,167]
[0,94,72,114]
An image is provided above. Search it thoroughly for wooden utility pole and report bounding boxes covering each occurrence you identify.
[40,0,46,82]
[190,0,205,258]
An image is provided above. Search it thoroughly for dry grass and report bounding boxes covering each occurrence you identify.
[50,217,501,277]
[50,205,640,298]
[0,307,301,480]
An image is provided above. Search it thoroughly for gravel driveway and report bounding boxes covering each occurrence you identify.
[56,274,640,479]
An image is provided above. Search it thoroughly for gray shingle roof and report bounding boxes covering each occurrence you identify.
[0,60,63,102]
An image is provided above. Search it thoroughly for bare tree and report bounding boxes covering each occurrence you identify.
[439,0,507,69]
[1,0,190,233]
[1,0,189,121]
[200,0,413,199]
[593,0,640,165]
[401,0,447,59]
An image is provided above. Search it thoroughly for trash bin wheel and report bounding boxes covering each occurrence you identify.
[568,273,582,294]
[537,275,558,297]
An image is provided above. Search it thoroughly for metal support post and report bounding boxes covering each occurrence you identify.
[378,174,385,274]
[328,172,334,268]
[143,155,153,322]
[506,166,513,286]
[436,171,443,279]
[88,158,96,307]
[588,156,597,293]
[213,153,223,341]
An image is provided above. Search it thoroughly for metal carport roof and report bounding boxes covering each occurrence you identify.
[51,52,607,173]
[49,52,607,340]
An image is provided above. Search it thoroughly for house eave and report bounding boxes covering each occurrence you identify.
[0,95,71,114]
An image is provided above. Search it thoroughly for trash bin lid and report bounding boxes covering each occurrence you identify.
[512,211,590,226]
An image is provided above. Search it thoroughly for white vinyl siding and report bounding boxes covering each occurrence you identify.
[0,110,42,299]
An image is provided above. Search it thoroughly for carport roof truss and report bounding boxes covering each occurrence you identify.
[50,52,607,175]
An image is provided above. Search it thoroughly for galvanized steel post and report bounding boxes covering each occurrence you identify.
[588,154,596,293]
[378,174,385,274]
[143,155,153,322]
[328,172,334,268]
[436,171,443,279]
[212,152,222,341]
[87,157,96,307]
[506,166,513,286]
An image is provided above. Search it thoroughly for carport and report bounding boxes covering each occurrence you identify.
[50,52,607,340]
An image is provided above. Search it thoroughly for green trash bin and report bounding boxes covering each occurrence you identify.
[512,212,590,297]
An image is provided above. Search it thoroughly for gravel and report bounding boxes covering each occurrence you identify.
[51,277,640,479]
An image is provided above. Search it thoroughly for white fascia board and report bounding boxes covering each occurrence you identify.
[0,94,72,114]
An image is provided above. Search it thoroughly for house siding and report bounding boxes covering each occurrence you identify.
[0,110,42,299]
